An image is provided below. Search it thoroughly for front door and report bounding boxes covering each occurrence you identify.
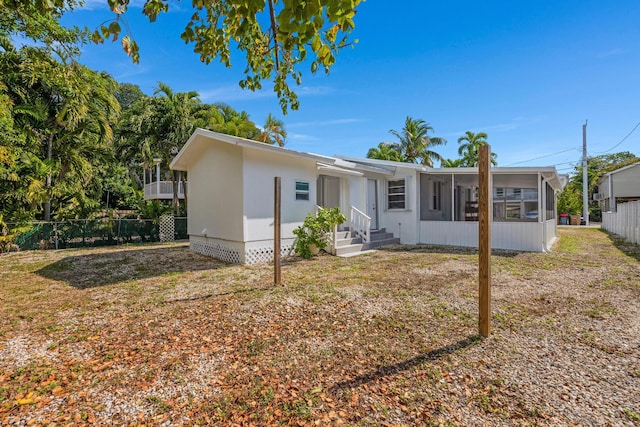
[367,179,378,230]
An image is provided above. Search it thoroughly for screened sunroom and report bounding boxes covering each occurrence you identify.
[417,168,565,252]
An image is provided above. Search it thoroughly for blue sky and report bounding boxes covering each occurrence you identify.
[63,1,640,171]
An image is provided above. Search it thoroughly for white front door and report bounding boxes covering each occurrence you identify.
[367,179,378,230]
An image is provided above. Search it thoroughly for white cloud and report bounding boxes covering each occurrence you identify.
[597,48,625,58]
[288,132,320,142]
[197,84,274,103]
[445,116,545,137]
[296,85,335,96]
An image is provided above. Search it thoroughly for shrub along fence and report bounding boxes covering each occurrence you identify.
[602,200,640,244]
[7,217,188,251]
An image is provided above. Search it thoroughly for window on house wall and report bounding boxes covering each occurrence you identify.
[493,187,538,221]
[387,179,406,209]
[295,180,310,201]
[432,181,442,210]
[545,183,555,220]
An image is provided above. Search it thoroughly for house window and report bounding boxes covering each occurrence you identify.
[295,180,310,201]
[432,181,442,210]
[493,187,538,221]
[387,179,406,209]
[545,183,555,220]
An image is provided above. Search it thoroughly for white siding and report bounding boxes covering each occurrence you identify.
[419,221,478,247]
[380,170,420,244]
[419,221,545,252]
[187,140,244,242]
[493,222,543,251]
[242,148,317,242]
[603,200,640,244]
[612,166,640,198]
[544,219,558,251]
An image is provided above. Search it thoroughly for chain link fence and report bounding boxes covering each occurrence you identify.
[7,217,188,251]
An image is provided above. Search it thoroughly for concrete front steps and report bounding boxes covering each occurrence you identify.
[333,228,400,257]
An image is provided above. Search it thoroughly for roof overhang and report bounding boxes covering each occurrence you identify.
[317,163,364,177]
[596,161,640,186]
[170,128,337,171]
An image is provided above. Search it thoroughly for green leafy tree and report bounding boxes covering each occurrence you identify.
[11,0,363,113]
[256,113,287,147]
[557,152,639,220]
[114,92,154,190]
[115,82,146,110]
[202,103,261,139]
[154,83,200,214]
[119,83,201,215]
[2,45,120,221]
[389,117,447,167]
[456,131,497,167]
[366,142,402,162]
[440,158,464,168]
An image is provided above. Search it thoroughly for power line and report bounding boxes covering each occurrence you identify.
[503,147,579,166]
[593,120,640,154]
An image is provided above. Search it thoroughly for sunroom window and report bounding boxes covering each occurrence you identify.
[493,187,538,221]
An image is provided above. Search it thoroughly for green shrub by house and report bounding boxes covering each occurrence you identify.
[293,207,347,259]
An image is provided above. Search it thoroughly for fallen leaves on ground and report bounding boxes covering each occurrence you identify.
[0,230,639,425]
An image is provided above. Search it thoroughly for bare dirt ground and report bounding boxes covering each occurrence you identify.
[0,228,639,426]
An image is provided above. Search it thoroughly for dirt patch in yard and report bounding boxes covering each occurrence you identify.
[1,230,639,426]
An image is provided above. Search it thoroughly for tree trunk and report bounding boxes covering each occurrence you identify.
[131,170,143,188]
[44,133,54,221]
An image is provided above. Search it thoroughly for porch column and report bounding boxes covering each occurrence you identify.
[541,175,546,222]
[155,159,161,197]
[451,174,455,222]
[537,173,542,223]
[609,175,615,212]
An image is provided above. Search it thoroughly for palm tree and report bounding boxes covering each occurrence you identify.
[205,103,260,139]
[256,113,287,146]
[457,131,497,167]
[366,142,402,161]
[440,158,464,168]
[153,82,201,214]
[389,116,447,166]
[9,50,120,220]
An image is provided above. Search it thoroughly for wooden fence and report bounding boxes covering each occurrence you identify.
[602,200,640,244]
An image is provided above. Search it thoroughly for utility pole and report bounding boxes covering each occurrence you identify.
[582,121,589,226]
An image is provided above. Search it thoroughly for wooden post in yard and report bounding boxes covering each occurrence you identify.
[274,177,282,285]
[478,145,491,337]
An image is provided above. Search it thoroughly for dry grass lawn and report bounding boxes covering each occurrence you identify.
[1,228,639,426]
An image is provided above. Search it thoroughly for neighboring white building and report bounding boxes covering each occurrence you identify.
[595,161,640,212]
[143,159,186,201]
[170,129,567,264]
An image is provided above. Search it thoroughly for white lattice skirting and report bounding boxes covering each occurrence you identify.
[190,236,294,265]
[159,215,175,242]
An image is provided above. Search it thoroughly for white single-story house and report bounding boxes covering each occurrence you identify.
[170,129,567,264]
[595,161,640,212]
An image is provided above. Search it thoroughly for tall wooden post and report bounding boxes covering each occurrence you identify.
[478,145,491,337]
[274,177,282,285]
